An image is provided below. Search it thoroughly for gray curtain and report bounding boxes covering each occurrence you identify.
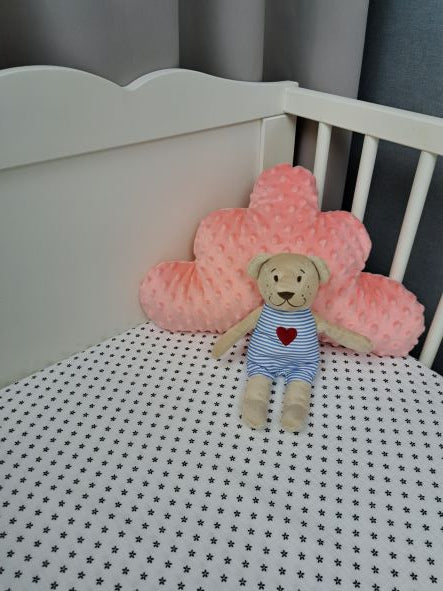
[180,0,266,82]
[0,0,180,85]
[342,0,443,373]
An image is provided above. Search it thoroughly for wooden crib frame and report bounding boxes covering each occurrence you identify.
[0,67,442,385]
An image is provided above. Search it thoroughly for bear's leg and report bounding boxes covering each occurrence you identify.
[241,375,272,429]
[281,380,312,433]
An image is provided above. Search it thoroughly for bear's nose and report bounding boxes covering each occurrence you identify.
[278,291,294,300]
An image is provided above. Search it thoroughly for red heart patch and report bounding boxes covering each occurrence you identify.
[276,327,297,346]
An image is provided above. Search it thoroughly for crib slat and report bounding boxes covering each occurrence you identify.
[313,122,332,207]
[419,294,443,368]
[351,135,379,221]
[389,150,437,282]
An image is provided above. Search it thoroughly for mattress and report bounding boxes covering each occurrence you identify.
[1,322,442,591]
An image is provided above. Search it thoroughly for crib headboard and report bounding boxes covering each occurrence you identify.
[0,66,442,386]
[0,67,297,385]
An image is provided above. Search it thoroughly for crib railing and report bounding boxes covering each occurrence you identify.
[284,87,443,368]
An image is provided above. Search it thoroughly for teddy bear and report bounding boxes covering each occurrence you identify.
[212,252,372,433]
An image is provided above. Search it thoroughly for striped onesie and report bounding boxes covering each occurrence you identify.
[247,305,319,385]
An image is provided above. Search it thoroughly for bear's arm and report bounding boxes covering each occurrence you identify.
[212,306,263,359]
[313,312,373,354]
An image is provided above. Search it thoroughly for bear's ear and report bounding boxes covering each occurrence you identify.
[247,253,273,279]
[308,255,330,284]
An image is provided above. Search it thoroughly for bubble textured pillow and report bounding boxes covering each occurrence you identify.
[140,164,424,356]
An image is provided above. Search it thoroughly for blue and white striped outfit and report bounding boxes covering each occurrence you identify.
[247,305,319,385]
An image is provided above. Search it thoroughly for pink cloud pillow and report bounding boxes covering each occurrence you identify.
[140,164,424,356]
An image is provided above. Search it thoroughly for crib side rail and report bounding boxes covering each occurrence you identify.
[0,66,296,173]
[0,67,298,386]
[284,87,443,156]
[284,87,443,368]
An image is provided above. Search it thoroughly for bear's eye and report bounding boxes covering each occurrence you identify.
[297,275,302,282]
[273,275,279,282]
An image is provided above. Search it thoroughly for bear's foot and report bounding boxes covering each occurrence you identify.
[241,375,271,429]
[281,380,311,433]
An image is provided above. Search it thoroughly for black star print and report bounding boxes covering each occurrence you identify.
[0,324,441,591]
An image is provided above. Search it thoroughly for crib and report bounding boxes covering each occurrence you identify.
[0,67,442,591]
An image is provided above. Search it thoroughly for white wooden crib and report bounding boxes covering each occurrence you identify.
[0,67,442,591]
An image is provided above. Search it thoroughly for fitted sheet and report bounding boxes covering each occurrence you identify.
[1,322,442,591]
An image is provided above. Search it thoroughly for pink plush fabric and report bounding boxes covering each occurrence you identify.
[140,164,424,356]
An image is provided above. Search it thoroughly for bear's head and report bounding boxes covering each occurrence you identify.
[248,252,330,312]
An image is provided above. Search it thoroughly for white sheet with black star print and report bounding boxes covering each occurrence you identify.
[1,322,442,591]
